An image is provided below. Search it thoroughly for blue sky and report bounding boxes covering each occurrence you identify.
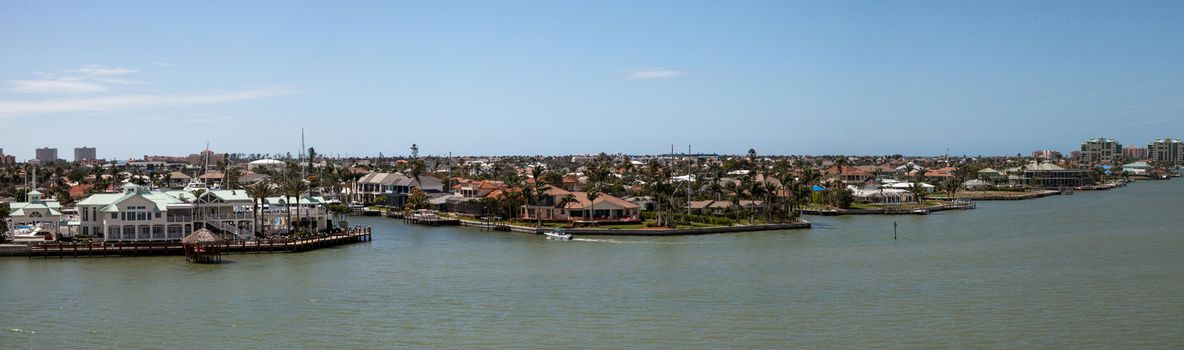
[2,0,1183,160]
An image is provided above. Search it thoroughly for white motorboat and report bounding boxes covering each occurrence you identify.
[544,228,572,240]
[11,223,56,241]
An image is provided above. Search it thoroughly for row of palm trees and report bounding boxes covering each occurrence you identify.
[240,172,314,237]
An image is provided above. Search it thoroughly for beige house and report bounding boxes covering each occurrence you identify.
[521,186,640,222]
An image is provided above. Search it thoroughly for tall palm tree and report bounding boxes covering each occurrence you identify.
[245,180,274,237]
[278,176,307,234]
[585,190,600,225]
[530,167,548,227]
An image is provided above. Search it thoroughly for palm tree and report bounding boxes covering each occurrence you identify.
[225,166,242,190]
[530,167,549,227]
[908,180,927,205]
[245,180,274,237]
[585,190,600,225]
[277,176,306,234]
[557,194,578,225]
[941,178,961,200]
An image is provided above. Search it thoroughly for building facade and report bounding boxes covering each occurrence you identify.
[1079,137,1121,164]
[74,147,97,162]
[1122,146,1148,160]
[74,183,334,241]
[1147,138,1183,165]
[35,147,59,164]
[1031,150,1062,160]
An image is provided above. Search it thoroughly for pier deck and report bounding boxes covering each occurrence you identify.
[4,228,372,258]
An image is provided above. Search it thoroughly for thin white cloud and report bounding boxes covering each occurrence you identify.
[6,65,141,93]
[65,66,139,77]
[8,78,109,93]
[0,86,292,118]
[626,69,686,80]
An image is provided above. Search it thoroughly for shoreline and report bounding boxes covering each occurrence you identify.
[454,219,811,236]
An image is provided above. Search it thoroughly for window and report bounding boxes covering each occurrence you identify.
[111,213,117,219]
[82,226,89,235]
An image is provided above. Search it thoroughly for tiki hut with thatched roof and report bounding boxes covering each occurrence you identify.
[182,229,225,263]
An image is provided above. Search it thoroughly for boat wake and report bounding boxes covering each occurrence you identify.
[8,328,36,335]
[569,238,712,245]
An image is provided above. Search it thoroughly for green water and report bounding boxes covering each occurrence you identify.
[3,181,1183,348]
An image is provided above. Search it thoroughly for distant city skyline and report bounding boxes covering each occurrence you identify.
[2,1,1183,160]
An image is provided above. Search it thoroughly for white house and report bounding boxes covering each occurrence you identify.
[74,182,334,242]
[76,183,196,241]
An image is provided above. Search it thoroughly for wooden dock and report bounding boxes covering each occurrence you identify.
[403,217,460,226]
[9,228,372,259]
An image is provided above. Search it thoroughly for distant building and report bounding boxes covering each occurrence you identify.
[1031,150,1062,160]
[1122,146,1148,160]
[74,147,97,162]
[1147,138,1183,165]
[247,159,286,172]
[1079,137,1121,164]
[35,147,59,164]
[1,154,14,166]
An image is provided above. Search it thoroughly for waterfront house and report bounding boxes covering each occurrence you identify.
[76,183,195,241]
[354,172,408,204]
[977,168,1008,187]
[520,186,640,222]
[389,175,445,208]
[961,179,992,191]
[824,165,871,184]
[924,167,958,183]
[1007,161,1091,188]
[520,186,575,221]
[685,199,765,215]
[75,183,332,241]
[1122,162,1152,176]
[563,192,641,222]
[851,187,914,204]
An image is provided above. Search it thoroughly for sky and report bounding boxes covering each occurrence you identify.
[2,0,1183,160]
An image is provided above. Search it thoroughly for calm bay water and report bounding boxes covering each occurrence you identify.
[3,180,1183,348]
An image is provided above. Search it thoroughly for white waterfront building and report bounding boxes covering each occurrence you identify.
[75,183,333,242]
